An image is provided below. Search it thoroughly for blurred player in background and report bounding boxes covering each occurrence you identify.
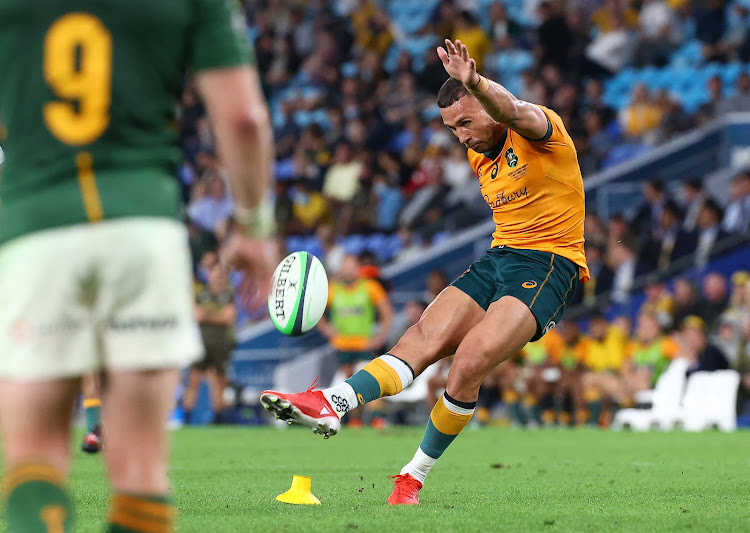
[184,262,237,425]
[262,38,588,505]
[0,0,275,531]
[80,374,103,454]
[581,314,631,426]
[318,253,393,427]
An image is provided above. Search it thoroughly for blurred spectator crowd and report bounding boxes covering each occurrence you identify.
[577,172,750,311]
[467,266,750,427]
[369,264,750,429]
[177,0,750,325]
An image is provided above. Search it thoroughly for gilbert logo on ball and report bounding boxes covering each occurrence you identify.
[268,251,328,336]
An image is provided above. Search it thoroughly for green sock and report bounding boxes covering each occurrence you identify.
[418,393,475,459]
[587,401,601,426]
[83,398,101,433]
[507,401,527,426]
[107,492,173,532]
[5,463,73,533]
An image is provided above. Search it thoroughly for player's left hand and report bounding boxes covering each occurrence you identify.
[437,39,480,87]
[220,232,279,312]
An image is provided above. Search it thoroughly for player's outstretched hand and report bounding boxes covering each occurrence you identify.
[437,39,480,87]
[221,231,279,312]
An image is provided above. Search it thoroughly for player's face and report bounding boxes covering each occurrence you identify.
[441,96,505,153]
[340,255,359,282]
[637,313,660,342]
[589,318,607,340]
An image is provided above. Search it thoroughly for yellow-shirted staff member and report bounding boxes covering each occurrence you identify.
[581,314,632,426]
[261,38,589,505]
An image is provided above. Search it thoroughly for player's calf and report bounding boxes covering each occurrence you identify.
[391,391,476,504]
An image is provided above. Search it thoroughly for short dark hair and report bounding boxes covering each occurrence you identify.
[647,178,665,193]
[437,78,470,108]
[684,177,703,191]
[663,199,682,217]
[702,198,723,218]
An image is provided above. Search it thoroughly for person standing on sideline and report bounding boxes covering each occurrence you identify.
[183,263,237,425]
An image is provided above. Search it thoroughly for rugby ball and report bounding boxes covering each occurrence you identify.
[268,251,328,336]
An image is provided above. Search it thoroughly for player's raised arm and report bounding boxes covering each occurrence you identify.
[437,39,549,140]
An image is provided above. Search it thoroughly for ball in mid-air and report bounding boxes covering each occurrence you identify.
[268,251,328,336]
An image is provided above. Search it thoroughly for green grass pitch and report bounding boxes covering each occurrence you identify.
[12,427,750,532]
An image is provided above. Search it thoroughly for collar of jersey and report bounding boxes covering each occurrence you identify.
[483,129,508,161]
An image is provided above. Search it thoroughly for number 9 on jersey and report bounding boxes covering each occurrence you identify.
[268,251,328,337]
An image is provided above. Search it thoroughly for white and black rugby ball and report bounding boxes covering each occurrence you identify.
[268,251,328,336]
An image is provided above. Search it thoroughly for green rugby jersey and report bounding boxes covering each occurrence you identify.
[0,0,252,244]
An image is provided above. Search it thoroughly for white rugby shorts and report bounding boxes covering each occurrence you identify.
[0,217,203,380]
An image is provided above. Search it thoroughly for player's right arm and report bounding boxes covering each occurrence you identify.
[196,67,273,226]
[437,39,550,140]
[189,0,277,308]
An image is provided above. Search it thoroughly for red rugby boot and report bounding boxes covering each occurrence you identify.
[260,379,341,438]
[387,473,422,505]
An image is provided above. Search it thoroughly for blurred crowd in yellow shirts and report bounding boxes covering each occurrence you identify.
[472,270,750,428]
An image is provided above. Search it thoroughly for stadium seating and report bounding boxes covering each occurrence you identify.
[612,358,689,432]
[613,365,741,433]
[603,62,750,114]
[672,370,741,432]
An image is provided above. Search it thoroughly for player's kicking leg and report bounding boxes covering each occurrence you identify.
[260,286,484,437]
[389,295,537,504]
[81,373,103,453]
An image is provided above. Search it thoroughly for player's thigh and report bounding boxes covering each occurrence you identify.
[0,227,98,380]
[102,368,180,492]
[493,249,580,341]
[97,218,203,373]
[446,295,537,400]
[0,377,80,471]
[81,373,102,398]
[389,286,484,374]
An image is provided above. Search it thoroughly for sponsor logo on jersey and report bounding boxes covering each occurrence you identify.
[108,316,177,331]
[522,281,538,289]
[9,317,89,343]
[483,187,529,209]
[509,163,528,180]
[490,163,499,179]
[8,319,33,344]
[504,147,519,168]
